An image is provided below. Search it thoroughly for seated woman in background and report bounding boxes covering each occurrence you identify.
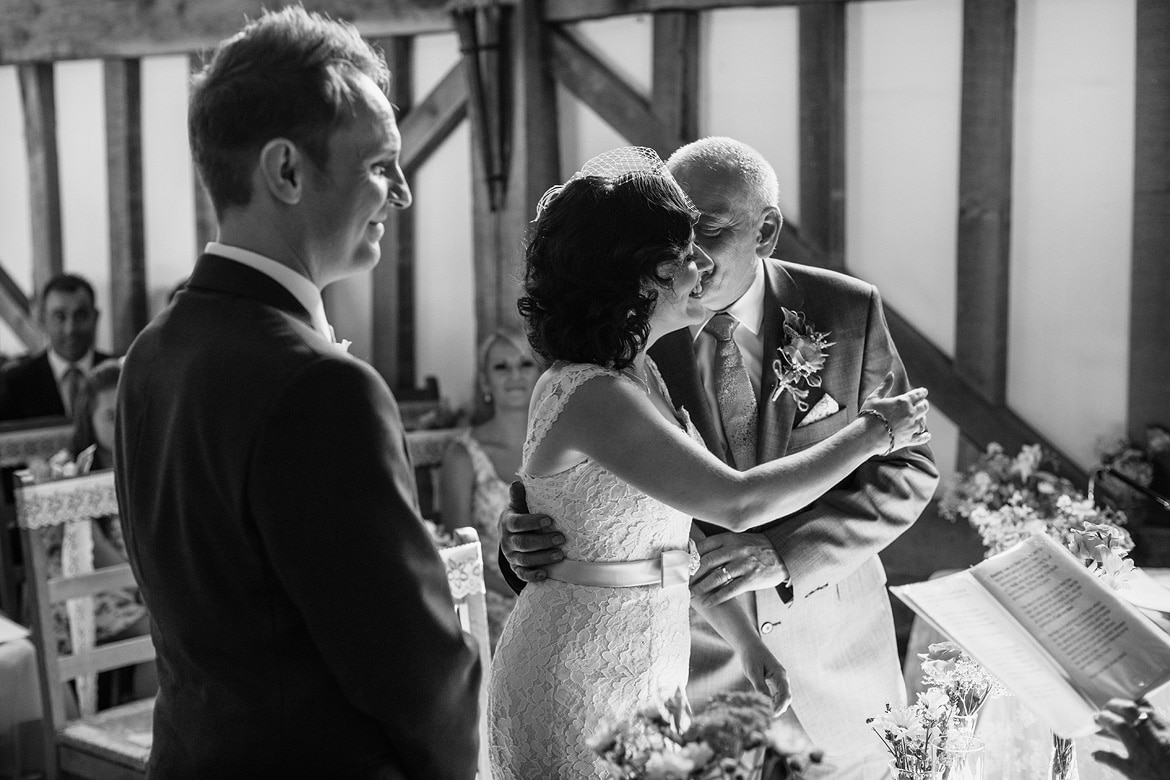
[440,330,541,647]
[43,359,157,704]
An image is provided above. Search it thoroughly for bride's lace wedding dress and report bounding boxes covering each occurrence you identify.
[488,361,700,779]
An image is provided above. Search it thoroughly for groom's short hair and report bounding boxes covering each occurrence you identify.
[188,6,390,217]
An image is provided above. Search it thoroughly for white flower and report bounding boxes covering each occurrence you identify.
[643,750,694,779]
[917,688,950,719]
[680,741,715,768]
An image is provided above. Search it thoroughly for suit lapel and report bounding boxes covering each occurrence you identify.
[185,254,315,331]
[757,260,805,462]
[650,329,721,459]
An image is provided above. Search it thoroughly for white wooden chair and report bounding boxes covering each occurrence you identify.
[16,469,153,780]
[0,417,73,617]
[438,527,492,780]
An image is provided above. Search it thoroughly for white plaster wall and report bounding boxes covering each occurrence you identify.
[700,7,800,224]
[409,33,476,410]
[1009,0,1136,469]
[844,0,963,485]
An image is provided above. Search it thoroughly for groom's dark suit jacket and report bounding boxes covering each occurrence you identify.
[116,255,480,779]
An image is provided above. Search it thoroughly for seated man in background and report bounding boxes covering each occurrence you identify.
[0,273,111,421]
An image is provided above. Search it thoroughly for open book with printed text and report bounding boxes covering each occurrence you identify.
[891,532,1170,738]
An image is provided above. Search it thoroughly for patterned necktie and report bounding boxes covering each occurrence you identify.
[62,365,83,417]
[705,313,758,470]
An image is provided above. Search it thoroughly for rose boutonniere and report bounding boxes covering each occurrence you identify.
[769,308,834,410]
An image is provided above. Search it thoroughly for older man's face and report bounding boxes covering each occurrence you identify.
[670,162,764,313]
[42,289,98,363]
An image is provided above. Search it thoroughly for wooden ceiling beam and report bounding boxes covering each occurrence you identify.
[0,0,457,65]
[651,11,699,146]
[544,0,897,24]
[548,25,677,158]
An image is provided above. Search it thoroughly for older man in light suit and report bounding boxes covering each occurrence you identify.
[503,137,938,778]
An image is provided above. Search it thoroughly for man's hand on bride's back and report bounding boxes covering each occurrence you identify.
[499,481,565,583]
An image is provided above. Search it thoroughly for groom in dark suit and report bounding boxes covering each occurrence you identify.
[0,273,111,421]
[502,138,938,778]
[115,8,480,778]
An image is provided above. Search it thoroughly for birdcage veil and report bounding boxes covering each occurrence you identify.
[534,146,697,220]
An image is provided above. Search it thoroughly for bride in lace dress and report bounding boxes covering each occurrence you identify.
[487,149,930,779]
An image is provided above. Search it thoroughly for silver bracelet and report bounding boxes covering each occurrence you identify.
[858,409,895,457]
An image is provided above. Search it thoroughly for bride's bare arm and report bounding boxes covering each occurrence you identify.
[689,594,791,714]
[526,373,929,532]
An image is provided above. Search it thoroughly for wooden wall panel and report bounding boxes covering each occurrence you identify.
[798,3,846,272]
[652,11,699,147]
[105,58,148,353]
[18,63,63,299]
[954,0,1015,406]
[374,37,415,390]
[1129,0,1170,439]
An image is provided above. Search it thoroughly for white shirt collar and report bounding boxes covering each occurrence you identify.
[206,242,332,340]
[691,260,767,340]
[47,349,95,383]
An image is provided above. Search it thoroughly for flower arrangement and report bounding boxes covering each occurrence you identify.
[870,645,1004,779]
[769,308,834,410]
[940,442,1131,559]
[1066,520,1136,590]
[590,690,821,780]
[917,642,1006,724]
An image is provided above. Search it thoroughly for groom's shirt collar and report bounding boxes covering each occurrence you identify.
[205,242,332,340]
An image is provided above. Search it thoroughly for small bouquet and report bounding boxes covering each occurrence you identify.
[1067,520,1136,591]
[24,444,98,483]
[917,642,1006,725]
[867,690,951,776]
[769,308,834,409]
[591,690,821,779]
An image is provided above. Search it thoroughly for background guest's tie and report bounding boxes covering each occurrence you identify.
[62,365,83,418]
[705,312,758,469]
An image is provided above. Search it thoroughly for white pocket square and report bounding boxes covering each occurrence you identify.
[797,393,840,427]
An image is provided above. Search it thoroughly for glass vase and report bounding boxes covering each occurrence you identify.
[1048,734,1078,780]
[931,734,985,780]
[890,761,943,780]
[949,713,979,739]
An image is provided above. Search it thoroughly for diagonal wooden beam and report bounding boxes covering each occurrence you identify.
[798,3,846,272]
[0,261,43,349]
[548,25,678,158]
[18,63,63,296]
[399,62,468,176]
[955,0,1015,406]
[652,11,699,146]
[1129,0,1170,442]
[886,305,1087,487]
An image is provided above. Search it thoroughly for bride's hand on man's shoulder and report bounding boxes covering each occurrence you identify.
[499,481,565,583]
[861,373,931,453]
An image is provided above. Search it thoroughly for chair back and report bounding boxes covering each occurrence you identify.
[0,417,74,617]
[407,428,460,520]
[16,469,155,779]
[438,527,492,780]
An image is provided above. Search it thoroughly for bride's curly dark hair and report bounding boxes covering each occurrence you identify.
[518,175,697,371]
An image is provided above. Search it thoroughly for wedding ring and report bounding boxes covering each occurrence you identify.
[1134,710,1151,727]
[718,566,731,584]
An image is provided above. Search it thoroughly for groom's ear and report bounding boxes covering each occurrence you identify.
[755,205,783,259]
[257,138,304,205]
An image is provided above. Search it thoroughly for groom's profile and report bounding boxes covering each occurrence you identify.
[115,8,480,778]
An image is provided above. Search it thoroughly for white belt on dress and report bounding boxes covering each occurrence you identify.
[545,540,701,589]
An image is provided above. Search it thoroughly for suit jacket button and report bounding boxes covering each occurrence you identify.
[759,621,774,635]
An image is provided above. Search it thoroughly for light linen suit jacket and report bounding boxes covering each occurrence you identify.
[649,258,939,753]
[116,255,481,779]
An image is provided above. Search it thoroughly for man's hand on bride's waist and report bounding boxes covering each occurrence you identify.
[499,481,565,583]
